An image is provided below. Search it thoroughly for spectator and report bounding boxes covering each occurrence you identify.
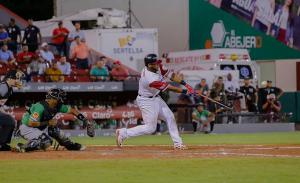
[194,78,209,103]
[26,55,40,79]
[207,91,224,132]
[224,73,239,93]
[22,18,42,52]
[239,77,258,112]
[90,59,109,81]
[40,42,55,64]
[17,45,35,64]
[0,24,10,46]
[52,21,69,56]
[111,60,129,81]
[57,56,71,75]
[192,102,214,134]
[102,56,113,71]
[45,62,64,82]
[0,44,16,66]
[71,36,90,69]
[68,22,85,54]
[258,80,268,112]
[266,80,284,99]
[6,18,21,54]
[211,76,226,103]
[262,94,281,122]
[27,54,47,76]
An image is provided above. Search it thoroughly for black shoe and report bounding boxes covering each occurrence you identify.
[0,144,11,151]
[15,143,26,153]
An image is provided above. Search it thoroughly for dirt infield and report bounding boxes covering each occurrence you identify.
[1,144,300,160]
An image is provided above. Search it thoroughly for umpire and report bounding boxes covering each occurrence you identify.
[0,70,24,151]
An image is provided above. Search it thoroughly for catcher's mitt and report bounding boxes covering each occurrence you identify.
[86,120,95,137]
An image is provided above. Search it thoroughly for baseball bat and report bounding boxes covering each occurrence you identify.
[195,91,233,111]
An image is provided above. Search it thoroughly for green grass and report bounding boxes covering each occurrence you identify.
[69,132,300,146]
[3,132,300,183]
[1,158,300,183]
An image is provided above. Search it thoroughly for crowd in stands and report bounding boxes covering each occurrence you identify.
[0,18,130,82]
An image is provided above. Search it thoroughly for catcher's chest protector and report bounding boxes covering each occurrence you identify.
[39,101,61,122]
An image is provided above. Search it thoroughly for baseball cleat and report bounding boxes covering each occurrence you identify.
[15,143,26,153]
[79,145,86,151]
[173,144,187,150]
[116,129,125,147]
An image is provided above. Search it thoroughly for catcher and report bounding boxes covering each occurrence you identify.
[16,88,95,152]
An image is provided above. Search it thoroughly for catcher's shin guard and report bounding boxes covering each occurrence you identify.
[86,120,95,137]
[19,134,52,152]
[48,126,84,151]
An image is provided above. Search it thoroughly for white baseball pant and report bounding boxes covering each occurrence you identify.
[122,96,183,145]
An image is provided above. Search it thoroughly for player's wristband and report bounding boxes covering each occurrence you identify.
[181,89,188,94]
[77,113,87,121]
[180,80,187,86]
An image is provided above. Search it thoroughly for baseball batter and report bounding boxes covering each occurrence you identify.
[0,70,24,151]
[16,88,94,152]
[116,54,194,150]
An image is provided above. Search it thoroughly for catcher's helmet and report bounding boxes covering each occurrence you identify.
[144,53,158,66]
[46,88,67,103]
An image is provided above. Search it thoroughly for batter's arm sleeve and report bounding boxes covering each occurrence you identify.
[166,84,188,94]
[149,81,169,91]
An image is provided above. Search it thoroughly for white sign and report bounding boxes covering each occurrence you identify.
[93,29,158,71]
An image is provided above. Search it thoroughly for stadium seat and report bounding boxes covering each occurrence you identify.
[0,64,9,75]
[64,75,75,82]
[31,75,46,82]
[72,69,90,82]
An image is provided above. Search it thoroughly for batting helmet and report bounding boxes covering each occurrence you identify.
[46,88,67,103]
[144,54,158,66]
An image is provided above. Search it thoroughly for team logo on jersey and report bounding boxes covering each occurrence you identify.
[32,112,39,119]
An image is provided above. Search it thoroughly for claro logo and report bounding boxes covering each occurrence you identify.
[205,20,262,49]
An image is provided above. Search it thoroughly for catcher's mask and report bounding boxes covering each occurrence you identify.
[4,70,26,89]
[46,88,67,103]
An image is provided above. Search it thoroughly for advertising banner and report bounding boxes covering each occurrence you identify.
[15,82,123,92]
[190,0,300,60]
[6,106,142,121]
[219,0,300,50]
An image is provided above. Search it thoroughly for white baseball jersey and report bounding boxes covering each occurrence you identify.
[118,66,183,146]
[138,67,166,97]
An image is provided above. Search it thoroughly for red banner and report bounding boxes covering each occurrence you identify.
[5,106,142,121]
